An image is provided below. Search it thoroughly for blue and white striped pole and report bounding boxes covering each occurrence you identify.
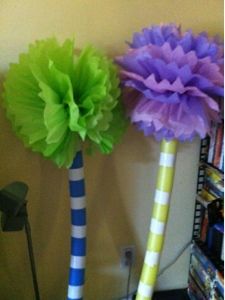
[67,151,86,300]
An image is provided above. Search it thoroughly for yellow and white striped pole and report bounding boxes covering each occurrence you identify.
[136,139,178,300]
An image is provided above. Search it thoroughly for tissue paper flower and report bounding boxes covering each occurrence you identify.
[117,24,224,141]
[3,38,126,167]
[130,23,224,64]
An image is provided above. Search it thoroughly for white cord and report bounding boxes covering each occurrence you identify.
[117,240,192,299]
[158,240,192,276]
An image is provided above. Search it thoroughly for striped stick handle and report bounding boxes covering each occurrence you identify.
[67,151,86,300]
[136,139,178,300]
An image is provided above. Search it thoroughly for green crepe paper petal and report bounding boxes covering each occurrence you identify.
[72,46,121,144]
[99,103,127,153]
[3,38,127,168]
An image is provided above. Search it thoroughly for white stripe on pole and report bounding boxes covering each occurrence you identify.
[70,255,86,269]
[71,196,86,210]
[144,251,160,267]
[159,152,175,167]
[150,219,165,235]
[154,189,170,205]
[71,225,86,238]
[138,282,154,298]
[68,285,84,299]
[69,168,84,181]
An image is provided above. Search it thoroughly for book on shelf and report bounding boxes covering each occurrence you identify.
[208,122,218,164]
[207,222,224,260]
[197,198,224,259]
[210,223,224,260]
[213,122,224,168]
[202,164,224,199]
[188,241,224,300]
[221,237,224,261]
[200,208,208,243]
[213,288,224,300]
[192,241,224,278]
[190,252,212,297]
[204,177,224,198]
[197,162,224,208]
[215,273,224,298]
[219,136,224,171]
[200,188,217,201]
[188,275,207,300]
[207,121,224,171]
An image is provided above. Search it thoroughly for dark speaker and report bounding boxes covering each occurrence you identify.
[0,182,28,231]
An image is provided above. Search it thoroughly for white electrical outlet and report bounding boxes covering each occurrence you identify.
[120,245,135,268]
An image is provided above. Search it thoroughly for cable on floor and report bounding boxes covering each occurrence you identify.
[117,240,192,299]
[158,240,192,277]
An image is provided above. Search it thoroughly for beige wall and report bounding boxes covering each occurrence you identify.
[0,1,223,299]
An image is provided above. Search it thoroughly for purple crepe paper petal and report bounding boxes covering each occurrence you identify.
[116,24,224,141]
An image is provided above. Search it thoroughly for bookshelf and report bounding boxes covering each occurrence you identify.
[188,122,224,300]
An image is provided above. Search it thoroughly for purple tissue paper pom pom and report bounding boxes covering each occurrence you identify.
[130,23,223,64]
[117,24,224,141]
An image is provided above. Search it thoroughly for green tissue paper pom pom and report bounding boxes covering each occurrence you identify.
[3,38,127,168]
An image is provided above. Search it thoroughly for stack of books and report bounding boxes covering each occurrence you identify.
[188,241,224,300]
